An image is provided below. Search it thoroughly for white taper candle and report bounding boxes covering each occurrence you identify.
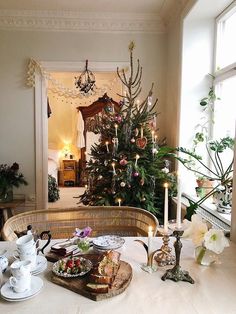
[164,183,169,233]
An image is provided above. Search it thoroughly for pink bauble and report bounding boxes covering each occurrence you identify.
[130,138,135,143]
[133,172,139,177]
[120,159,128,166]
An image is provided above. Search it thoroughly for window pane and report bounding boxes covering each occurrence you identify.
[214,76,236,139]
[217,10,236,69]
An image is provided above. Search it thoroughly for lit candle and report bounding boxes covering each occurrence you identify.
[154,135,157,143]
[111,162,116,175]
[164,183,169,233]
[114,124,118,136]
[140,127,143,139]
[151,130,154,143]
[148,226,153,256]
[118,198,122,207]
[105,141,109,153]
[148,95,152,107]
[135,154,140,167]
[136,99,140,111]
[176,170,182,229]
[84,184,88,190]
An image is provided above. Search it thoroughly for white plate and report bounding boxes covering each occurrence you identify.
[31,255,47,274]
[92,235,125,249]
[52,257,93,278]
[1,276,43,301]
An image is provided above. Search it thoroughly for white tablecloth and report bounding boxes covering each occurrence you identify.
[0,237,236,314]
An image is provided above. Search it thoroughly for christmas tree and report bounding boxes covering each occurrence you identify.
[79,42,175,216]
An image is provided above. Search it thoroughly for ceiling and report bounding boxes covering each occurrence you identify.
[0,0,170,14]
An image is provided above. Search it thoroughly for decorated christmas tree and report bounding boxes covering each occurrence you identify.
[79,42,175,215]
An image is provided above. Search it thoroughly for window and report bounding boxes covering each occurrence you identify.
[214,2,236,141]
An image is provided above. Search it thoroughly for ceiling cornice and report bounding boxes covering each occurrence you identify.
[0,10,166,33]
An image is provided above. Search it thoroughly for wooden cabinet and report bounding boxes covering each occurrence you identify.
[59,160,77,186]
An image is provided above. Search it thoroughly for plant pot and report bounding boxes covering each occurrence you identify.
[196,179,214,199]
[0,187,13,203]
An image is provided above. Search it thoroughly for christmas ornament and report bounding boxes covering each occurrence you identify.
[141,197,146,202]
[120,159,128,166]
[104,160,108,166]
[133,171,139,177]
[162,167,169,174]
[115,114,122,123]
[136,137,147,149]
[98,175,103,180]
[131,138,135,143]
[120,182,126,187]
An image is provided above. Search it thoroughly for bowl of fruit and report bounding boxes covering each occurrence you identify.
[52,256,93,278]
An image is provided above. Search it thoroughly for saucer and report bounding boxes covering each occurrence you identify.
[93,235,125,250]
[31,255,47,275]
[1,276,43,301]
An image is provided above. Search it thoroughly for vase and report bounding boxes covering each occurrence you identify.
[194,246,218,266]
[0,187,13,203]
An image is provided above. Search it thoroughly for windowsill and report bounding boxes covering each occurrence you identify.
[173,192,231,233]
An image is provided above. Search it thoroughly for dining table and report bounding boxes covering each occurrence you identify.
[0,236,236,314]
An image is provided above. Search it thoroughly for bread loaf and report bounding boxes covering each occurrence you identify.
[86,283,109,294]
[89,273,113,285]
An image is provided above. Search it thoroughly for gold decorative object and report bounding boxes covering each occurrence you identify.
[154,228,175,267]
[134,239,160,273]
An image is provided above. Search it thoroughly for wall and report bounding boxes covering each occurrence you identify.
[0,29,166,203]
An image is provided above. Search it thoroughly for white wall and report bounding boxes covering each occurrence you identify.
[0,29,166,203]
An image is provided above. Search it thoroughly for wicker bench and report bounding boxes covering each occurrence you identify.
[2,206,159,241]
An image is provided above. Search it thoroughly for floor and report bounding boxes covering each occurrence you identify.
[48,187,85,208]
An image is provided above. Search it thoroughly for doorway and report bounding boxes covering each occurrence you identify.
[35,61,128,209]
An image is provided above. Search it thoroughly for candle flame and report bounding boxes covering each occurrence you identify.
[111,162,115,167]
[114,124,118,128]
[105,141,109,145]
[164,182,168,188]
[136,154,140,159]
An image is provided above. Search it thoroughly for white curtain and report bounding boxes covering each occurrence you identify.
[76,110,85,148]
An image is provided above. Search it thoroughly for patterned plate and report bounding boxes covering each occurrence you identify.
[92,235,125,250]
[52,257,92,278]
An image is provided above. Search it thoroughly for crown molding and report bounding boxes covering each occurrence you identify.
[0,10,166,33]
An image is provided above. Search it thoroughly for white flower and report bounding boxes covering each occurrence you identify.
[183,214,208,246]
[204,229,229,254]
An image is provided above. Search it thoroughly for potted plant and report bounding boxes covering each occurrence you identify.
[176,136,234,218]
[0,162,28,202]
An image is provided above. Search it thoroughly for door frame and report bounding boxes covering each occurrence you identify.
[35,61,128,209]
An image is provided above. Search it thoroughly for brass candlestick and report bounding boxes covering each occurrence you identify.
[161,230,194,284]
[135,240,161,273]
[154,228,175,267]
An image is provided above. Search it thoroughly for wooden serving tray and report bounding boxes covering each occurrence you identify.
[51,260,132,301]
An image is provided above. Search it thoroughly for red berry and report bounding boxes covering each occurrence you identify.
[75,259,81,267]
[66,260,74,268]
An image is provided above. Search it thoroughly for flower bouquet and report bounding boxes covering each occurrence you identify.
[73,227,92,252]
[183,214,229,266]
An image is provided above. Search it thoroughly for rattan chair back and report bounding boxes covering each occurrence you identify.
[2,206,159,241]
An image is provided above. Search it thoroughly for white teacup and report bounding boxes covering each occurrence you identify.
[9,274,31,293]
[13,250,37,269]
[10,260,32,278]
[16,235,35,250]
[10,260,32,292]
